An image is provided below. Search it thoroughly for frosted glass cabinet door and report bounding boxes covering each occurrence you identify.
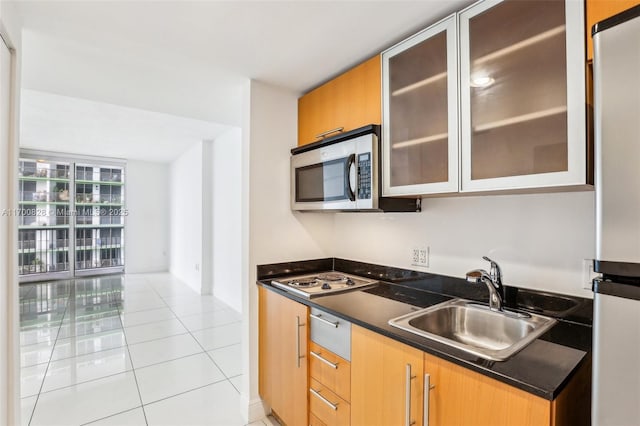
[459,0,586,192]
[382,15,458,196]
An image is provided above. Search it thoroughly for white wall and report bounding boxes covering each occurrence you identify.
[169,142,204,293]
[0,2,21,424]
[125,160,169,273]
[201,140,213,296]
[240,80,334,422]
[333,191,595,298]
[212,127,242,312]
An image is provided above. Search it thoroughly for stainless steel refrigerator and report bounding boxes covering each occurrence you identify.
[592,5,640,426]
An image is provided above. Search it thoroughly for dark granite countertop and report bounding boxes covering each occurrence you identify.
[257,258,592,400]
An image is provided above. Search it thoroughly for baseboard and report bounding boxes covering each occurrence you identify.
[240,394,269,424]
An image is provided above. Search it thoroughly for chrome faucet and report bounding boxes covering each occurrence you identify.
[482,256,503,294]
[466,257,505,312]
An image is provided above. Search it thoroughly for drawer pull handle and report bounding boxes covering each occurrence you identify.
[310,388,338,411]
[310,313,339,328]
[315,127,344,139]
[310,351,338,369]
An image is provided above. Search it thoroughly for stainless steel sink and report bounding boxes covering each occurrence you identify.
[388,299,556,361]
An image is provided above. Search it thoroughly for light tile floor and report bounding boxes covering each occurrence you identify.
[19,273,264,426]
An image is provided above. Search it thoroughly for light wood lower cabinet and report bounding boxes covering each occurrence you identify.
[257,289,590,426]
[309,413,327,426]
[310,341,351,403]
[310,378,351,426]
[309,340,351,425]
[351,325,424,426]
[424,353,591,426]
[425,353,550,426]
[258,287,308,426]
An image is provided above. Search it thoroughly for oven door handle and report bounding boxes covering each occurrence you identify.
[345,154,356,202]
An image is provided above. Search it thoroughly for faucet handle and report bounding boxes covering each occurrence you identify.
[482,256,502,284]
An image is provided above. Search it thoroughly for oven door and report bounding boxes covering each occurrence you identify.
[291,139,358,211]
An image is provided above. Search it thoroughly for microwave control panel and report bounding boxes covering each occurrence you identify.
[358,153,371,199]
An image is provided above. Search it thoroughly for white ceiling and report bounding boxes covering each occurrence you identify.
[16,0,470,126]
[21,29,246,128]
[20,89,231,162]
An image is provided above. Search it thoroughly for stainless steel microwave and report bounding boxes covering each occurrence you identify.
[290,125,420,212]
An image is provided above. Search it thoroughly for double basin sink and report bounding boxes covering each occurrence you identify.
[388,298,557,361]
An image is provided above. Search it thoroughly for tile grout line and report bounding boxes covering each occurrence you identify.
[120,330,191,347]
[228,377,242,395]
[39,332,127,365]
[78,406,144,426]
[74,277,161,426]
[26,293,71,426]
[154,289,240,384]
[143,277,247,410]
[119,312,184,328]
[18,322,64,347]
[22,274,239,425]
[140,379,230,408]
[182,320,242,336]
[125,349,206,371]
[119,296,233,324]
[72,275,155,425]
[116,299,150,426]
[126,340,241,372]
[36,368,135,398]
[30,314,236,364]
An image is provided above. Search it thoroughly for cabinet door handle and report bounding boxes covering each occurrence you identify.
[310,350,338,369]
[406,364,416,426]
[315,127,344,139]
[310,313,339,328]
[296,316,305,368]
[423,373,432,426]
[310,388,338,411]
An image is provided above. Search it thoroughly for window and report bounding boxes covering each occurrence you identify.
[18,153,126,282]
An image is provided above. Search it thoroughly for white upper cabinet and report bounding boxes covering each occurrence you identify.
[382,0,588,196]
[459,0,587,192]
[382,15,459,196]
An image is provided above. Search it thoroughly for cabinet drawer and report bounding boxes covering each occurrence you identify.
[310,341,351,403]
[309,413,327,426]
[310,378,351,426]
[310,308,351,361]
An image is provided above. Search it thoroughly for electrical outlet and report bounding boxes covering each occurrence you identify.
[419,247,429,267]
[411,246,429,267]
[195,263,200,272]
[582,259,598,290]
[411,248,420,264]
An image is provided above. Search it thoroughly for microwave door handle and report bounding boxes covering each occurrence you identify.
[346,154,356,202]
